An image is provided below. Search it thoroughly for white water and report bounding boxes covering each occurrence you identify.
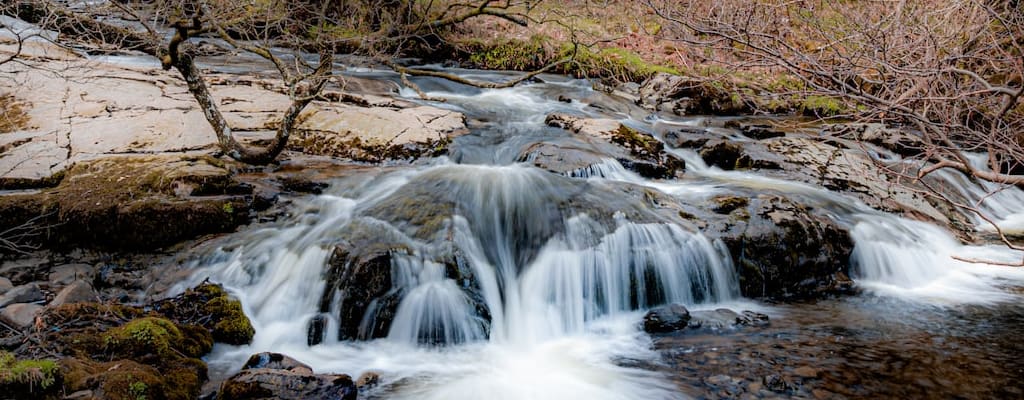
[183,161,746,399]
[174,77,1024,399]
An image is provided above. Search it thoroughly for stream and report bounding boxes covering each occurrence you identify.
[167,67,1024,399]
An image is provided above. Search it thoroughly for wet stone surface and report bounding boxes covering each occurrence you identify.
[652,298,1024,399]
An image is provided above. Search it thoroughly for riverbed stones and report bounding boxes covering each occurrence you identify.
[0,277,12,294]
[538,113,685,178]
[48,263,93,286]
[0,283,43,308]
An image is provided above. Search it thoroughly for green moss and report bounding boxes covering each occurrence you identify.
[0,352,61,395]
[103,317,184,361]
[610,125,663,157]
[801,95,848,117]
[466,35,551,71]
[565,46,679,83]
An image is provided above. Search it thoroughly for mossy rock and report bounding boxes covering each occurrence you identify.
[103,317,189,362]
[0,351,62,399]
[152,283,255,346]
[61,358,203,400]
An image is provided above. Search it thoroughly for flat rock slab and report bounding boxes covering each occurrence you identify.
[1,39,467,187]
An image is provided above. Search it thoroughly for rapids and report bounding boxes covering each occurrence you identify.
[175,68,1024,399]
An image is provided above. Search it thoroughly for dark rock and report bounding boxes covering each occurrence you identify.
[643,304,691,333]
[322,244,400,341]
[711,196,749,214]
[218,366,357,400]
[700,140,745,170]
[663,127,712,149]
[307,314,327,346]
[356,371,380,389]
[709,195,854,299]
[738,124,785,140]
[0,283,43,308]
[557,95,572,103]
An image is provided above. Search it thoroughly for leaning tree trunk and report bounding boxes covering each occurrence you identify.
[162,18,333,165]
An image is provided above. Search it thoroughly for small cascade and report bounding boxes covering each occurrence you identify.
[932,153,1024,234]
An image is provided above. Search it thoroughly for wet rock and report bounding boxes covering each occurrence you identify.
[219,357,357,400]
[738,124,786,140]
[0,303,43,328]
[712,196,749,215]
[662,126,713,149]
[825,123,923,157]
[709,195,854,299]
[50,280,97,306]
[48,263,93,286]
[241,353,312,374]
[322,244,400,341]
[700,141,745,170]
[356,371,380,389]
[643,304,692,333]
[0,283,43,308]
[637,73,751,115]
[520,142,609,175]
[0,277,12,294]
[541,114,684,178]
[307,314,328,346]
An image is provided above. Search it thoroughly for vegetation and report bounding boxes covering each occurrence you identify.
[0,351,61,397]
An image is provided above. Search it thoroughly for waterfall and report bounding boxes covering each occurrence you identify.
[183,161,738,399]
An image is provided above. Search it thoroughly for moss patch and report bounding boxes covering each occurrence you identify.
[152,282,255,346]
[0,351,61,398]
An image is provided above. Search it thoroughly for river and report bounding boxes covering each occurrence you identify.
[170,66,1024,399]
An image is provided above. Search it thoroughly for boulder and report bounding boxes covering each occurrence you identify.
[0,303,43,328]
[0,283,43,308]
[50,280,97,307]
[642,304,691,333]
[218,354,357,400]
[241,353,313,374]
[540,113,685,178]
[707,195,854,299]
[48,263,93,286]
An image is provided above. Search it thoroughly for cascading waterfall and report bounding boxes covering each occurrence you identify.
[184,161,738,400]
[644,117,1024,304]
[175,74,1024,399]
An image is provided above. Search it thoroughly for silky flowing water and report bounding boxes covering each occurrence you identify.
[174,69,1024,399]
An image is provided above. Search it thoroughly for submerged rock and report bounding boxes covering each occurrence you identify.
[644,306,770,334]
[219,353,357,400]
